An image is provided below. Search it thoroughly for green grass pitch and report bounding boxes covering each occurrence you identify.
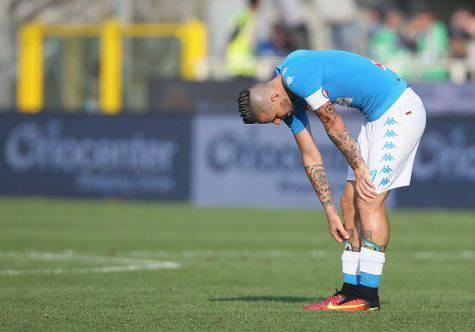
[0,198,474,331]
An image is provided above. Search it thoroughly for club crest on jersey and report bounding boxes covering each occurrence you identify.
[322,89,329,98]
[285,76,295,85]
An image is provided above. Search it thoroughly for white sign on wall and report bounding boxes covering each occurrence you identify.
[191,113,377,209]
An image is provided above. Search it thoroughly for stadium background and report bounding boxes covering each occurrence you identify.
[0,0,474,330]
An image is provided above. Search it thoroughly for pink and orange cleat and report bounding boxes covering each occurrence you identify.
[304,291,380,312]
[303,291,347,310]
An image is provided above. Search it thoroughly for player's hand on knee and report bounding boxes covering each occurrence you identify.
[326,213,349,243]
[354,165,377,202]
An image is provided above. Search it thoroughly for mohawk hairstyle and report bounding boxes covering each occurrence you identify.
[237,89,256,124]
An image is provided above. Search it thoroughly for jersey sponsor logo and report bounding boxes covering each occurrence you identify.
[335,97,353,107]
[380,153,395,162]
[282,67,288,75]
[285,76,295,86]
[384,117,398,126]
[383,130,398,138]
[382,141,396,150]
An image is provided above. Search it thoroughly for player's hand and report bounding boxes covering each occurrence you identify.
[326,212,349,243]
[354,165,376,202]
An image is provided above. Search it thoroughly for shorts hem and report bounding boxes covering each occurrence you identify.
[376,181,410,195]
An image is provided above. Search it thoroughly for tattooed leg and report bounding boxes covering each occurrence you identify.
[340,181,362,251]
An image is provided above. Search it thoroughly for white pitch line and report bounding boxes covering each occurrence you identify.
[0,251,161,265]
[0,251,180,277]
[123,250,475,260]
[0,262,180,276]
[124,250,330,259]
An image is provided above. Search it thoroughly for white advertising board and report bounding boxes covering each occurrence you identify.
[191,113,390,209]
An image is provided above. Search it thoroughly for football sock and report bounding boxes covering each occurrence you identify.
[341,241,360,292]
[359,240,386,300]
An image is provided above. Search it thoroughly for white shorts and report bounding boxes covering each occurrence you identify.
[347,88,426,194]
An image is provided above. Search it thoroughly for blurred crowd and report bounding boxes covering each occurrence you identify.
[226,0,475,83]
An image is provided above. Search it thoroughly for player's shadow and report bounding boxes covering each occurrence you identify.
[210,296,324,303]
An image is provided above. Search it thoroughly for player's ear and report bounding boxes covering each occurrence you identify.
[270,91,280,102]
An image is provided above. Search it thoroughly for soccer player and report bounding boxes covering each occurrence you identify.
[237,50,426,311]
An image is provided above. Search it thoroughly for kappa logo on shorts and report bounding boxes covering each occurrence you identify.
[382,141,397,150]
[380,165,393,174]
[379,178,390,187]
[383,130,398,138]
[384,117,398,126]
[380,153,395,162]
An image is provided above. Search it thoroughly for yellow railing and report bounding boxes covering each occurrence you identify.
[17,20,207,114]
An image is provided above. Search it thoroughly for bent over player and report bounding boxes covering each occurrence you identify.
[237,50,426,311]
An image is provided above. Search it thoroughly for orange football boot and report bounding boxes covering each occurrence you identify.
[303,290,347,310]
[321,295,380,312]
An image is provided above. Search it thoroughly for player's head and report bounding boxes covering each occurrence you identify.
[237,78,294,125]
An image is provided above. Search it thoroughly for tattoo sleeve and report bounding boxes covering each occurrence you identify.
[304,163,334,208]
[315,103,365,170]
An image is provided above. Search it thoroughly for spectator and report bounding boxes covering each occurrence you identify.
[408,8,449,82]
[313,0,359,51]
[257,23,292,57]
[370,9,412,77]
[449,8,473,58]
[274,0,310,50]
[352,4,386,55]
[226,0,260,78]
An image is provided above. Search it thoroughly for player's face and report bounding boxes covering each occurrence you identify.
[270,105,294,125]
[255,92,294,125]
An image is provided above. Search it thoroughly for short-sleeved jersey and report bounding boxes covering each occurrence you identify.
[276,50,408,134]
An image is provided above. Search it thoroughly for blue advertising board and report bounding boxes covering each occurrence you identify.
[0,114,191,200]
[397,116,475,209]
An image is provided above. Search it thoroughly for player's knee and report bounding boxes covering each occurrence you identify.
[356,194,385,214]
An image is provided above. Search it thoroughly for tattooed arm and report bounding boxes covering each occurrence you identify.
[304,163,334,208]
[314,102,364,170]
[293,123,349,243]
[314,101,376,201]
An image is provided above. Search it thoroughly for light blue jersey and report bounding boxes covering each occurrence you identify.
[276,50,408,134]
